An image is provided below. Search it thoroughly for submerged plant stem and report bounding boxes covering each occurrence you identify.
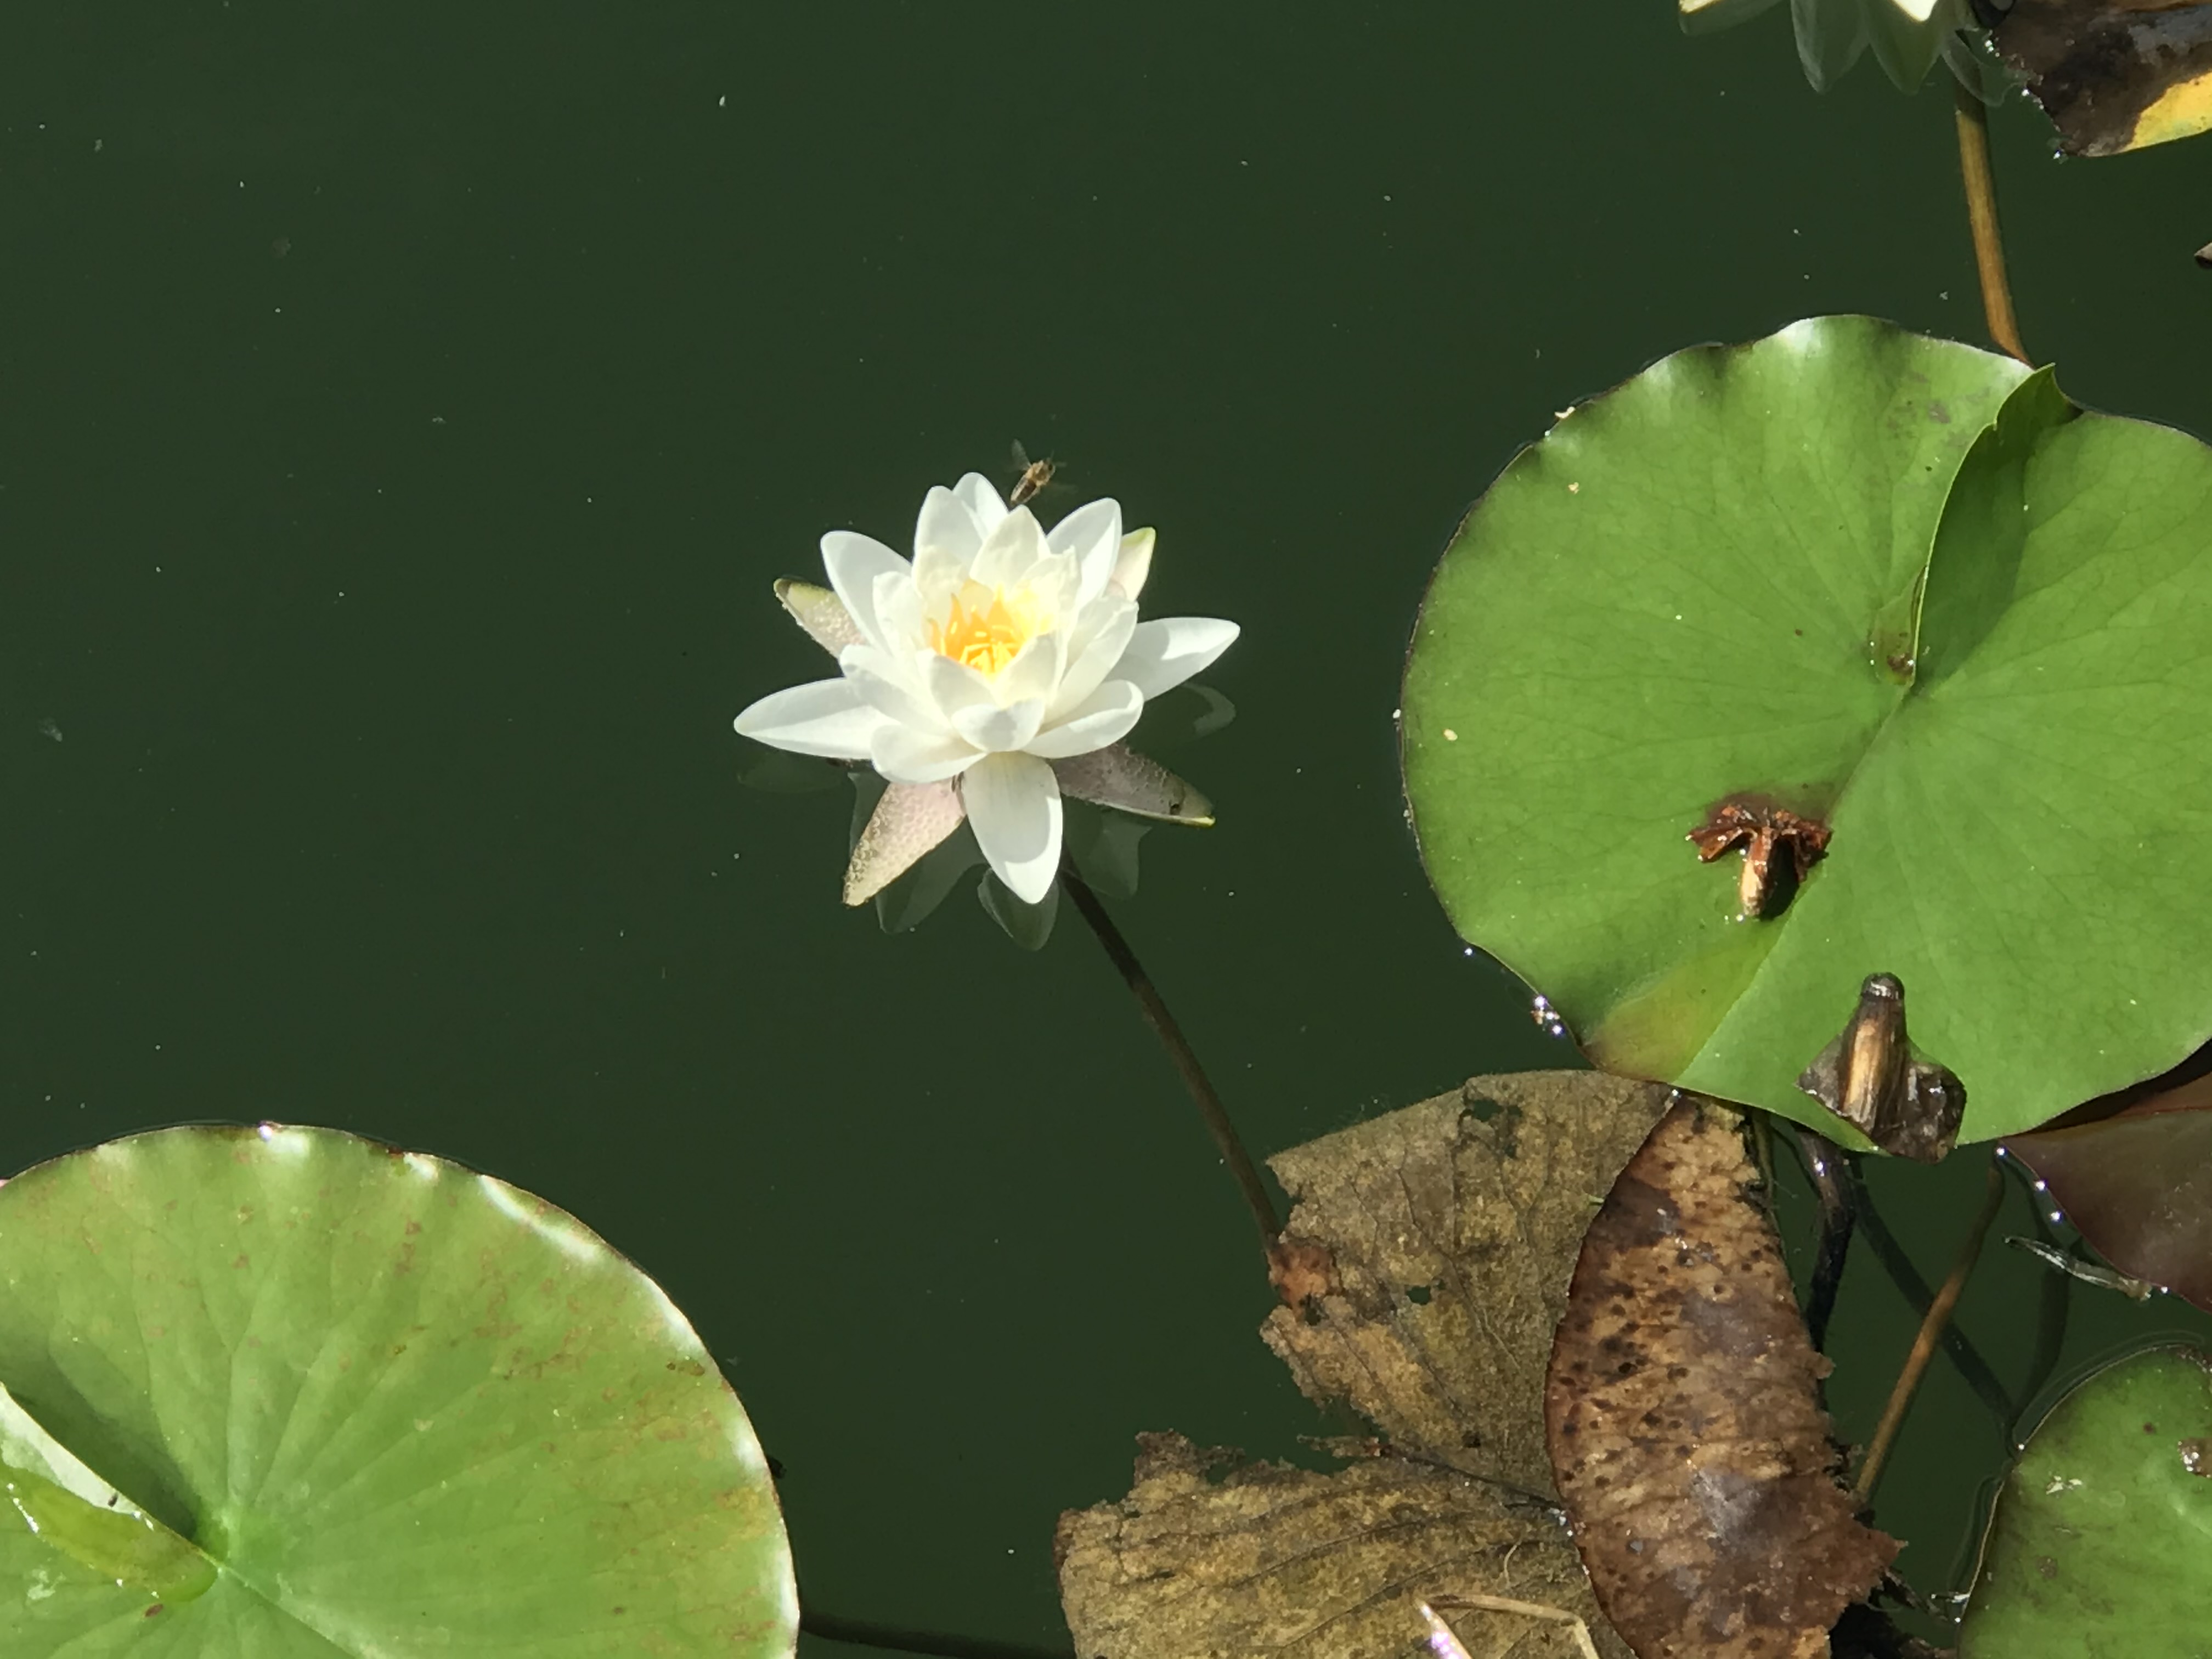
[1852,1171,2013,1428]
[1953,74,2029,364]
[1854,1157,2007,1503]
[1060,869,1283,1251]
[1791,1127,1855,1353]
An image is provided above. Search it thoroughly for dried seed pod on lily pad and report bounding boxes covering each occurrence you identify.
[1685,797,1831,920]
[1545,1097,1898,1659]
[1796,974,1966,1163]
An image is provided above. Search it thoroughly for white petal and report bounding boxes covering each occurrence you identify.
[843,781,966,906]
[1108,529,1154,602]
[994,630,1066,711]
[1048,597,1137,718]
[915,541,968,613]
[1014,549,1082,622]
[922,651,997,724]
[821,531,912,653]
[1048,498,1122,606]
[952,697,1045,753]
[735,678,888,759]
[1889,0,1938,18]
[872,568,927,652]
[1114,616,1239,699]
[914,486,983,567]
[1028,680,1142,759]
[871,722,981,784]
[774,579,865,655]
[961,752,1062,904]
[839,645,949,734]
[972,508,1046,590]
[953,473,1010,537]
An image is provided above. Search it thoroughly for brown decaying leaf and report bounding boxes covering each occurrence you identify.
[1545,1098,1898,1659]
[2002,1074,2212,1313]
[1992,0,2212,157]
[1262,1073,1675,1496]
[1055,1432,1613,1659]
[1059,1072,1671,1659]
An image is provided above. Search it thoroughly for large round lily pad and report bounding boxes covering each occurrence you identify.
[1960,1345,2212,1656]
[0,1124,795,1654]
[1403,315,2212,1142]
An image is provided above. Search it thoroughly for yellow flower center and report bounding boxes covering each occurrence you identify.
[926,579,1050,678]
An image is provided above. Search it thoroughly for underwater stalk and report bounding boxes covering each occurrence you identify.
[1850,1165,2015,1429]
[1854,1156,2007,1502]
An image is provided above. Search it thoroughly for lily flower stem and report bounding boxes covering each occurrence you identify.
[1952,70,2029,364]
[1854,1156,2007,1504]
[1059,867,1284,1251]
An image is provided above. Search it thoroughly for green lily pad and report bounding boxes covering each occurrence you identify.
[0,1124,795,1654]
[1960,1345,2212,1656]
[1403,316,2212,1142]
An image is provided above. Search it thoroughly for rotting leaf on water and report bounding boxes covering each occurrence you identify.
[1060,1073,1673,1659]
[1545,1096,1897,1659]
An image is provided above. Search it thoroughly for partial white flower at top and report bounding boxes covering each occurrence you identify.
[735,473,1238,905]
[1678,0,1985,94]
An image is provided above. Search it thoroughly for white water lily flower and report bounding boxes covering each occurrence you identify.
[735,473,1237,905]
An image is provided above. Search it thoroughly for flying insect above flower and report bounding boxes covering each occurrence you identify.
[735,473,1238,906]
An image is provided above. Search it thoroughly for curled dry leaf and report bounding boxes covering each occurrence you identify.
[1545,1098,1898,1659]
[1060,1071,1672,1659]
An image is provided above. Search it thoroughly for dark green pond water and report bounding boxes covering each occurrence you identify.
[5,4,2210,1652]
